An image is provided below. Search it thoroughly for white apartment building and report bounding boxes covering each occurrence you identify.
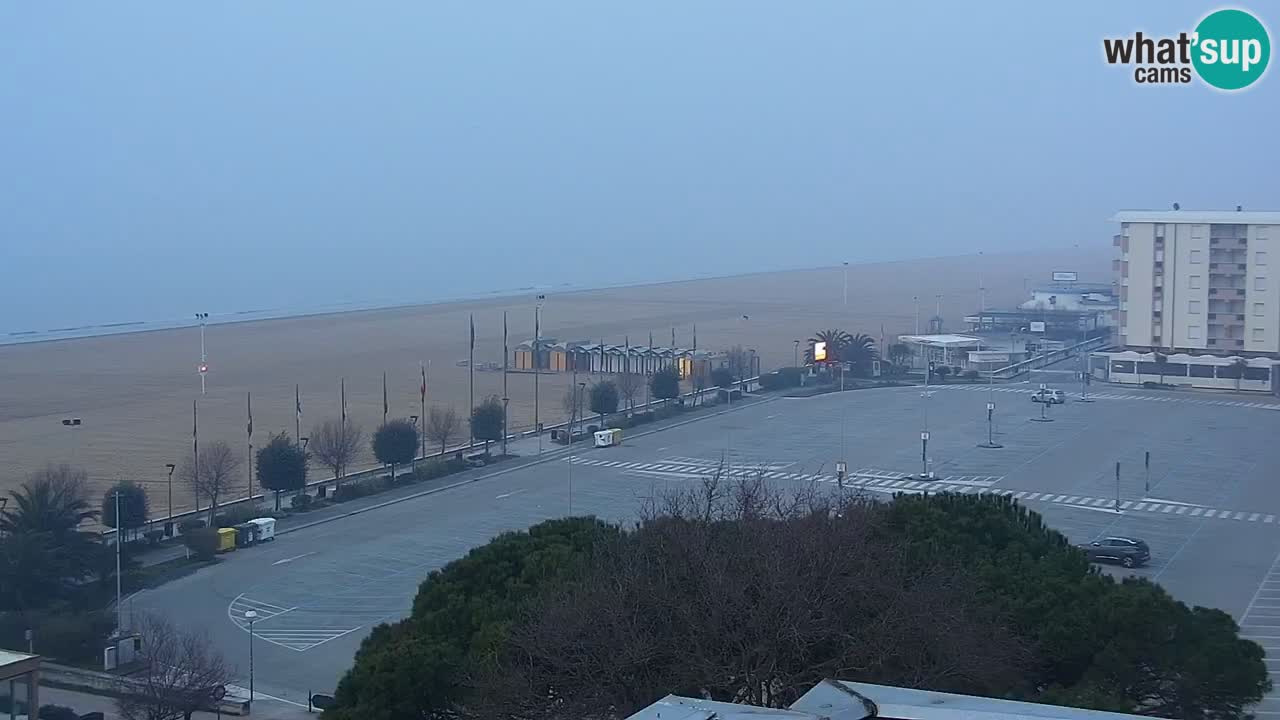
[1096,209,1280,393]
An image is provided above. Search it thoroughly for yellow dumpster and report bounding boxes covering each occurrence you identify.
[216,527,238,553]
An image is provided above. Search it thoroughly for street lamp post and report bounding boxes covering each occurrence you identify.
[409,416,419,465]
[501,397,509,456]
[244,610,257,704]
[842,261,849,307]
[196,312,209,395]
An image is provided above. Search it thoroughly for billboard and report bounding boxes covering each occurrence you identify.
[1052,271,1078,282]
[1029,321,1047,333]
[812,341,828,362]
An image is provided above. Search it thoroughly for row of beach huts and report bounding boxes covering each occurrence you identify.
[510,338,730,379]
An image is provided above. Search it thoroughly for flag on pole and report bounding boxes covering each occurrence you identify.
[692,324,697,352]
[247,392,253,438]
[193,399,198,455]
[382,371,389,423]
[341,378,347,423]
[420,364,427,402]
[295,384,302,421]
[470,314,475,351]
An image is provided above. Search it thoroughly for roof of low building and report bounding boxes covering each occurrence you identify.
[898,334,983,347]
[794,681,1159,720]
[1111,209,1280,225]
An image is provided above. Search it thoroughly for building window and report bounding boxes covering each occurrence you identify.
[1254,328,1265,342]
[1190,249,1203,264]
[1256,277,1268,291]
[1111,361,1135,373]
[1188,300,1202,314]
[1256,302,1267,317]
[1189,275,1202,290]
[1258,250,1269,266]
[1244,366,1270,381]
[1189,364,1215,378]
[1188,325,1202,340]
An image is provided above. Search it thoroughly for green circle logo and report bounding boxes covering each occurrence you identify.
[1193,9,1270,90]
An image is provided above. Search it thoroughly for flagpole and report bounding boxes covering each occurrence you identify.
[341,378,346,425]
[295,384,301,445]
[382,371,388,426]
[247,392,254,501]
[502,311,509,457]
[469,314,475,446]
[420,362,427,460]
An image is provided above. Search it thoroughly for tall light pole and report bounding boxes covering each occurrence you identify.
[196,312,209,395]
[535,295,545,454]
[921,368,930,477]
[842,261,849,307]
[793,339,800,368]
[244,610,257,704]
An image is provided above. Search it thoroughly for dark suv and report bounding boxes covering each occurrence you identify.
[1079,536,1150,568]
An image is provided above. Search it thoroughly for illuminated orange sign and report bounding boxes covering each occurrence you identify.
[813,341,828,362]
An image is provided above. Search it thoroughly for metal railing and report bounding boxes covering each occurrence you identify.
[988,337,1108,380]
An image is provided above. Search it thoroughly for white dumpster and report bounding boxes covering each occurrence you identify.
[249,517,276,542]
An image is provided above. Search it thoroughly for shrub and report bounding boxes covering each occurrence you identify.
[185,527,219,560]
[177,518,205,535]
[333,478,386,503]
[0,611,114,665]
[290,493,314,511]
[39,705,81,720]
[963,369,980,380]
[215,505,264,528]
[144,529,165,545]
[413,459,455,482]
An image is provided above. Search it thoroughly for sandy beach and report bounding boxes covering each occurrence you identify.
[0,248,1106,516]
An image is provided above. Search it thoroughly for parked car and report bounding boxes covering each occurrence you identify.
[1078,536,1150,568]
[1031,388,1066,404]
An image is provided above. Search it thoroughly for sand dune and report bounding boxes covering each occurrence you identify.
[0,248,1107,516]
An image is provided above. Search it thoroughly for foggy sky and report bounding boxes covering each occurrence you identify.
[2,1,1276,332]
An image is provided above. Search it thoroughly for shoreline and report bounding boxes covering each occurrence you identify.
[0,249,1045,348]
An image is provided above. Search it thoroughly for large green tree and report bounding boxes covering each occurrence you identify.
[469,396,504,454]
[257,432,308,510]
[0,465,104,611]
[101,481,149,538]
[372,418,418,480]
[325,517,616,720]
[650,366,680,407]
[588,381,618,426]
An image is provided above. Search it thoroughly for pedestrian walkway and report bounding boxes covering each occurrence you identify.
[569,457,1280,525]
[934,383,1280,410]
[1236,555,1280,716]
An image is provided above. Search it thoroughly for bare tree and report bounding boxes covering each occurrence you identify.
[616,371,644,415]
[476,471,1029,719]
[310,418,364,487]
[725,344,753,381]
[425,406,461,455]
[180,441,242,524]
[114,613,234,720]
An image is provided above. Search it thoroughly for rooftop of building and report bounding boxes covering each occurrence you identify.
[1111,209,1280,225]
[626,680,1164,720]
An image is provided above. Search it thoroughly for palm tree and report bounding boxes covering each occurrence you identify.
[0,465,104,608]
[887,343,911,374]
[1152,351,1169,385]
[805,329,852,364]
[0,464,99,539]
[843,333,879,377]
